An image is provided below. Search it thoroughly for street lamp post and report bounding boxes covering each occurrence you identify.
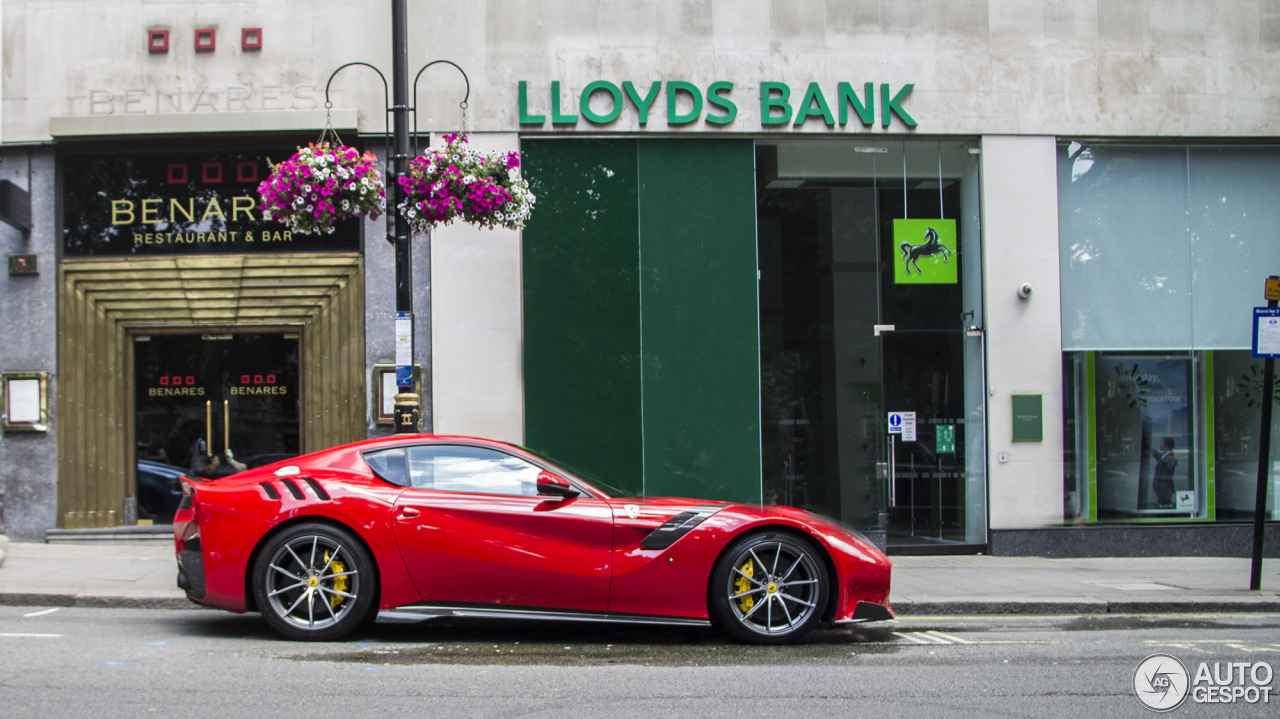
[326,0,470,435]
[389,0,420,434]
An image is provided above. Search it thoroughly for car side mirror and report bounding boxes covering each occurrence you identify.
[536,471,580,499]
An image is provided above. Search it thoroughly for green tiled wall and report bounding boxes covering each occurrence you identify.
[522,138,761,502]
[522,139,643,493]
[637,140,762,502]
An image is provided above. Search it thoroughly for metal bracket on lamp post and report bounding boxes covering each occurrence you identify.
[323,1,471,434]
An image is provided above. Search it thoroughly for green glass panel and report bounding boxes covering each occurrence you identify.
[521,139,643,494]
[637,139,761,503]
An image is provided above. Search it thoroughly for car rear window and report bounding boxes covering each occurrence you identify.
[363,447,409,486]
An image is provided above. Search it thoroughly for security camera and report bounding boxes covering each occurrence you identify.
[1017,283,1033,300]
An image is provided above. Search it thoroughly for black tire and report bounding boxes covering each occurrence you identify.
[252,522,376,641]
[709,531,829,644]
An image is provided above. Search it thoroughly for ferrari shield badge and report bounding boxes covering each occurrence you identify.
[624,504,640,520]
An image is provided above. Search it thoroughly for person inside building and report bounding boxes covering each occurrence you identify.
[1151,437,1178,508]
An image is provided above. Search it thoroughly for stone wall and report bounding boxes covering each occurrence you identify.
[4,1,1278,141]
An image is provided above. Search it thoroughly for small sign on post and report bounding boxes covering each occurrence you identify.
[394,311,413,387]
[1253,307,1280,358]
[888,411,917,442]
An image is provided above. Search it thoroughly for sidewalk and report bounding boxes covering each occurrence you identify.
[1,540,1278,614]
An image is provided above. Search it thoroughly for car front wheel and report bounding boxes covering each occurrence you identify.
[252,522,375,641]
[710,531,829,644]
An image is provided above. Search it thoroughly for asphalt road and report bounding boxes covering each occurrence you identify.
[1,606,1277,718]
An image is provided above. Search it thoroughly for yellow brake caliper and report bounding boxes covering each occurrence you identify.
[734,558,755,613]
[324,551,348,610]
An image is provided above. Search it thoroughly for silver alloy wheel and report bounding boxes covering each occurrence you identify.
[264,534,361,631]
[725,540,821,636]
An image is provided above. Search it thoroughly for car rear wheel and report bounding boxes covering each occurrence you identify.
[252,522,375,641]
[710,531,829,644]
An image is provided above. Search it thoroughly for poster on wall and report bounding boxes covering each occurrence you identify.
[1094,354,1195,518]
[892,219,957,284]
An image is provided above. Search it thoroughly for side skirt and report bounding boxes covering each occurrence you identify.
[376,604,712,628]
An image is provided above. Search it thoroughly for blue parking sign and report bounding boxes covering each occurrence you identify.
[1253,308,1280,358]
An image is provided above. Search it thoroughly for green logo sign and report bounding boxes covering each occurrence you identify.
[893,219,957,285]
[936,424,955,454]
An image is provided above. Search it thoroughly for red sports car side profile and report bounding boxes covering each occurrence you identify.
[173,434,893,643]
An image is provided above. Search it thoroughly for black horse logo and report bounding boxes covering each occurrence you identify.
[900,226,952,275]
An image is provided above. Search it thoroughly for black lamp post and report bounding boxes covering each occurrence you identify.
[325,0,470,434]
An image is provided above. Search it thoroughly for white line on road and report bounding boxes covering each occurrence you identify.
[0,633,63,638]
[928,630,974,644]
[23,608,61,618]
[890,632,931,644]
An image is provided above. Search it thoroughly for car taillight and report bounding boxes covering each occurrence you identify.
[174,479,199,520]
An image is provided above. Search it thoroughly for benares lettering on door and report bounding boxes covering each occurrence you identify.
[519,80,918,129]
[61,145,361,256]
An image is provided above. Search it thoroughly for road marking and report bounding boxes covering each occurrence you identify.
[894,631,932,644]
[0,633,62,638]
[928,630,974,644]
[23,608,61,618]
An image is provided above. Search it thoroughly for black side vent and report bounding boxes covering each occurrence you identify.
[639,505,728,550]
[259,482,281,500]
[301,477,330,501]
[279,478,305,500]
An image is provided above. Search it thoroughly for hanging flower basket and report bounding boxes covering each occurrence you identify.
[257,142,386,235]
[397,132,536,233]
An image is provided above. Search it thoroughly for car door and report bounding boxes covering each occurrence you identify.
[377,443,613,612]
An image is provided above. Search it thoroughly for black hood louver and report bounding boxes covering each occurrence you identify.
[639,505,727,550]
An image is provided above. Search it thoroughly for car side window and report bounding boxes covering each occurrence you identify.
[405,445,541,497]
[363,447,409,487]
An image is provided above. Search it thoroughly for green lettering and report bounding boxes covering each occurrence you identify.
[793,82,835,127]
[760,82,792,126]
[838,82,875,126]
[580,80,623,124]
[623,81,661,125]
[705,81,737,125]
[551,81,578,124]
[518,81,545,125]
[881,83,917,128]
[666,81,702,125]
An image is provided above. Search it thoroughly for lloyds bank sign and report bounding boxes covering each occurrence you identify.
[518,80,917,129]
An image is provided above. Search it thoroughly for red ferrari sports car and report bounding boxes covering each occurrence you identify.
[173,434,893,643]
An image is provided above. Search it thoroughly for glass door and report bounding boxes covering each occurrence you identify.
[134,332,300,523]
[756,138,986,550]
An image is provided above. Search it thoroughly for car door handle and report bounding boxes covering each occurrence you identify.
[396,507,421,519]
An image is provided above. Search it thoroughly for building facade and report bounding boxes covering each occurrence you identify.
[1,0,1278,555]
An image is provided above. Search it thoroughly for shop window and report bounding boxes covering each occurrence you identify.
[1059,142,1280,524]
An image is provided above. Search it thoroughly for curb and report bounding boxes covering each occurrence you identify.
[0,591,208,611]
[892,598,1280,615]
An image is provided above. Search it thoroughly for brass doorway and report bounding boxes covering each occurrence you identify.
[57,254,366,529]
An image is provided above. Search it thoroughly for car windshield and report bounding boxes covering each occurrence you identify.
[511,444,635,498]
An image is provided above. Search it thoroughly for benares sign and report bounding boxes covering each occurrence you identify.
[518,80,917,129]
[62,146,360,257]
